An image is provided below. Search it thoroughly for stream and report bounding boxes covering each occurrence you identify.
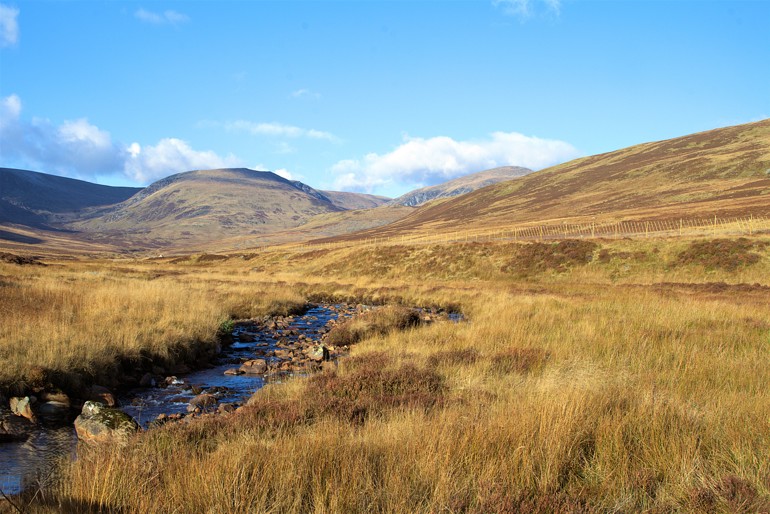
[0,303,360,496]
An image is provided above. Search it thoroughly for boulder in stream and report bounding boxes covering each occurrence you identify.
[10,396,36,422]
[307,345,330,362]
[74,401,140,445]
[239,359,267,374]
[188,393,218,412]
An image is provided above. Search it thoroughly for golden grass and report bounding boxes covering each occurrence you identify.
[3,235,769,512]
[0,261,306,392]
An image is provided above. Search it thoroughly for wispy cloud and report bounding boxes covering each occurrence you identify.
[0,3,19,47]
[134,8,189,26]
[493,0,560,18]
[216,120,339,142]
[331,131,578,192]
[290,88,321,100]
[0,94,240,185]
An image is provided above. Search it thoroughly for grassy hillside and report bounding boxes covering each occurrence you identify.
[194,205,414,252]
[353,119,770,239]
[70,168,345,249]
[0,168,141,228]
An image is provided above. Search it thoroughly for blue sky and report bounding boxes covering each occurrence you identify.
[1,0,768,197]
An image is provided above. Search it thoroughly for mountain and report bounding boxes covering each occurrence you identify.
[69,168,351,247]
[0,168,141,228]
[389,166,533,207]
[333,119,770,238]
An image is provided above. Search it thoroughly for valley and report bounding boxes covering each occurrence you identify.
[1,120,769,513]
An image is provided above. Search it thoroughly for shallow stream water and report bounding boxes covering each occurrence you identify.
[0,303,356,496]
[120,303,357,426]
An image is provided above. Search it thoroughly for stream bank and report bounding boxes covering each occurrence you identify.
[1,302,460,497]
[1,303,362,496]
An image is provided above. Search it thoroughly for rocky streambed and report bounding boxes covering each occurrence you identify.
[119,303,362,426]
[1,302,460,497]
[0,303,362,496]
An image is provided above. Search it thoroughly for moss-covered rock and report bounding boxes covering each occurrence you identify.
[74,401,139,444]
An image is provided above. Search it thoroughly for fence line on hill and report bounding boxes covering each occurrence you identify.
[260,214,770,253]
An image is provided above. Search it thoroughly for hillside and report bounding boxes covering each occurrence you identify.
[340,119,770,238]
[388,166,532,207]
[70,168,348,248]
[0,168,141,228]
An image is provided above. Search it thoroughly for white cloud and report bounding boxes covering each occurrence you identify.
[274,168,294,180]
[134,8,189,26]
[331,132,579,192]
[124,138,240,183]
[221,120,339,142]
[1,95,125,177]
[0,93,21,126]
[493,0,560,18]
[290,88,321,100]
[0,3,19,47]
[252,163,303,182]
[0,94,240,184]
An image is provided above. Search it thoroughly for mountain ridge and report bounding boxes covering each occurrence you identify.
[388,166,533,207]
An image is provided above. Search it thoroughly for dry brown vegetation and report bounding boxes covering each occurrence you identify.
[323,305,423,347]
[675,237,767,271]
[2,234,769,513]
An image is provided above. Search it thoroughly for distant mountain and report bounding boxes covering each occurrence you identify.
[287,181,389,210]
[69,168,349,245]
[0,166,398,252]
[389,166,532,207]
[0,168,141,228]
[340,119,770,238]
[321,191,390,210]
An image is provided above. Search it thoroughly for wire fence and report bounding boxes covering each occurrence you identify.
[263,215,770,252]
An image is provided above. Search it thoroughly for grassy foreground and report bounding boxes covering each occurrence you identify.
[2,236,770,513]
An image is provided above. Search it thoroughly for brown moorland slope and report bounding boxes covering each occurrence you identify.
[333,119,770,240]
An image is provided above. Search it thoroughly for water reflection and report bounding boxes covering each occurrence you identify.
[0,424,76,496]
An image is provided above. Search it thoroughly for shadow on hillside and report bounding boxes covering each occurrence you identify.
[0,230,43,244]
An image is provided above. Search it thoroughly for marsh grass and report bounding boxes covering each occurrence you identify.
[0,262,306,394]
[3,236,770,512]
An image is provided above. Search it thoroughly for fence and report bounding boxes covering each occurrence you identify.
[264,214,770,252]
